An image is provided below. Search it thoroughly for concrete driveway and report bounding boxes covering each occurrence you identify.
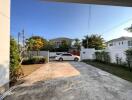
[4,62,132,100]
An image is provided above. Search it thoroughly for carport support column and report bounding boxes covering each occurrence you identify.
[0,0,10,93]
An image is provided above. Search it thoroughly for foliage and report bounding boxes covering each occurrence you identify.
[82,34,105,50]
[126,49,132,61]
[10,37,21,83]
[126,25,132,32]
[42,41,56,52]
[95,51,111,63]
[126,49,132,66]
[74,38,81,50]
[115,55,122,65]
[26,36,47,51]
[58,40,70,52]
[22,56,48,65]
[125,49,132,71]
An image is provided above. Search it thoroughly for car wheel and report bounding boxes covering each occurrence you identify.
[74,58,79,61]
[59,58,63,61]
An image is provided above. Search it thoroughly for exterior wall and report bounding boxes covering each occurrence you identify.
[0,0,10,93]
[27,51,49,57]
[106,39,132,63]
[107,40,132,50]
[80,48,95,60]
[105,48,126,63]
[81,47,127,63]
[26,51,49,63]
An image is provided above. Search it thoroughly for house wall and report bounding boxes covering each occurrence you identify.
[106,39,132,63]
[105,48,126,63]
[107,40,132,50]
[0,0,10,93]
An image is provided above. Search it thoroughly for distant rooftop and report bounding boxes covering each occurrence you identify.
[49,37,74,41]
[107,36,132,43]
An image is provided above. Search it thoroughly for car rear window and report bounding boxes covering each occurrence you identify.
[62,54,72,56]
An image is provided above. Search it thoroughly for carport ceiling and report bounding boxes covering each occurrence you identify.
[46,0,132,7]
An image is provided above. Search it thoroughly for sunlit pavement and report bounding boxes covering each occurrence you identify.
[4,62,132,100]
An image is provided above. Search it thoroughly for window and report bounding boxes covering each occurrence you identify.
[119,42,120,45]
[122,41,123,45]
[109,43,113,46]
[83,52,85,54]
[128,41,132,46]
[62,54,72,56]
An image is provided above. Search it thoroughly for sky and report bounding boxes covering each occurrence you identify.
[11,0,132,41]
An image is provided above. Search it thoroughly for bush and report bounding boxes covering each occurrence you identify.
[22,56,47,65]
[10,37,21,84]
[126,49,132,71]
[95,51,111,63]
[126,49,132,61]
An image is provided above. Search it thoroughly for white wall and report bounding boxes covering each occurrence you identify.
[0,0,10,89]
[105,48,126,63]
[107,40,132,50]
[81,48,95,60]
[81,48,127,63]
[106,39,131,63]
[27,51,49,57]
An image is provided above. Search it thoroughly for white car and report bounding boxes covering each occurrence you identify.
[55,53,80,61]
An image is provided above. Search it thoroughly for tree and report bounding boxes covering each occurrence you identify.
[82,34,105,50]
[26,36,47,51]
[126,24,132,32]
[42,41,56,52]
[10,37,21,84]
[58,40,70,52]
[125,49,132,71]
[74,38,81,50]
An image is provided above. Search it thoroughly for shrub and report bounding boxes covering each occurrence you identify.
[10,37,21,84]
[125,49,132,71]
[126,49,132,61]
[22,56,47,65]
[95,51,111,63]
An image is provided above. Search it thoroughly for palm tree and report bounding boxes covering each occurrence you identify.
[74,38,81,50]
[82,34,105,50]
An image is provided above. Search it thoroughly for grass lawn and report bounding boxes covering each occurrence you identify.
[83,60,132,82]
[21,64,44,77]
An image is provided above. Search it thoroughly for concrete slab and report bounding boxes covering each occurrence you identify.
[3,62,132,100]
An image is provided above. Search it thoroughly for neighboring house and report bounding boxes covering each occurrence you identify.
[105,36,132,63]
[81,36,132,63]
[49,37,73,48]
[106,36,132,50]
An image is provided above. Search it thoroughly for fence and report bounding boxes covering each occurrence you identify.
[81,48,127,63]
[25,51,49,62]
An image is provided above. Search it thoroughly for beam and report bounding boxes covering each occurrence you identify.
[46,0,132,7]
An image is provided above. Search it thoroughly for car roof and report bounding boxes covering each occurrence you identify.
[62,53,72,55]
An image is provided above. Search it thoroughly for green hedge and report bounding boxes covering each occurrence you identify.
[126,49,132,71]
[126,49,132,61]
[10,37,21,84]
[95,51,111,63]
[22,56,48,65]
